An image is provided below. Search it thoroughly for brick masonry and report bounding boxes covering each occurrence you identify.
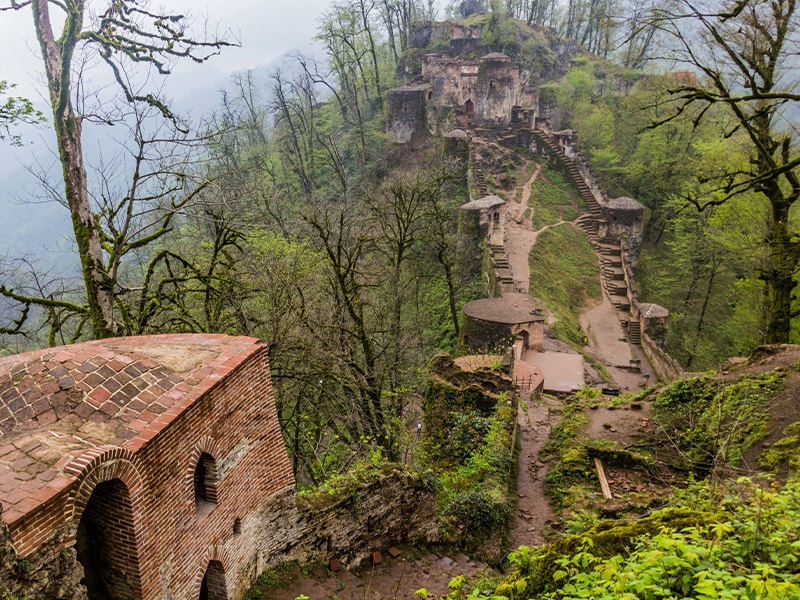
[0,335,440,600]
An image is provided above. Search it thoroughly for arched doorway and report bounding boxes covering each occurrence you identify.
[199,560,228,600]
[464,99,474,115]
[76,478,143,600]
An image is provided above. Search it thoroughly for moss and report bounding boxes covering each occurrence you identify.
[297,463,424,511]
[243,561,300,600]
[653,369,788,472]
[504,508,714,598]
[759,421,800,472]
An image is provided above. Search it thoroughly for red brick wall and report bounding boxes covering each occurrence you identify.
[8,347,295,600]
[132,348,294,600]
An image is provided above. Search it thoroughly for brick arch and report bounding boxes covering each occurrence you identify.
[186,436,223,507]
[65,446,146,525]
[190,545,233,600]
[66,447,147,600]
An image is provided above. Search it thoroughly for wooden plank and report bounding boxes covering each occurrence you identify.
[594,458,612,500]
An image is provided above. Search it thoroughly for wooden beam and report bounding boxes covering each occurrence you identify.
[594,458,612,500]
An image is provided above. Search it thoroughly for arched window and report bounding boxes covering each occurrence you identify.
[194,452,219,515]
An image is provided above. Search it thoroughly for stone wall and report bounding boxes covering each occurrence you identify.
[387,86,429,143]
[474,59,519,128]
[235,470,439,593]
[642,333,684,383]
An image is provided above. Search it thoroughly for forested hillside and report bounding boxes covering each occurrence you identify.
[0,1,799,599]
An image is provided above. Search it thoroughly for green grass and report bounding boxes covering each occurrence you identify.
[528,168,583,230]
[529,223,601,346]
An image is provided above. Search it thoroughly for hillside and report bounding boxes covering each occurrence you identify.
[1,2,798,600]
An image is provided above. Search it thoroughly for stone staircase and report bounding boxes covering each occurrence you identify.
[534,131,603,220]
[533,128,641,345]
[489,242,516,290]
[474,162,489,197]
[628,319,642,345]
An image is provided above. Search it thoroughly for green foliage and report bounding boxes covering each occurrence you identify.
[242,561,299,600]
[437,480,800,600]
[554,479,800,600]
[528,224,600,346]
[297,454,422,510]
[653,369,788,471]
[0,79,44,146]
[422,384,517,545]
[527,168,580,230]
[759,421,800,473]
[447,490,511,532]
[445,411,491,461]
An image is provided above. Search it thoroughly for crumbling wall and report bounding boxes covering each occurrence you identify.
[474,60,519,128]
[234,470,439,593]
[0,504,85,600]
[387,87,429,143]
[642,333,684,383]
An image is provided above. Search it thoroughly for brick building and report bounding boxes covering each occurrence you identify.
[0,334,294,600]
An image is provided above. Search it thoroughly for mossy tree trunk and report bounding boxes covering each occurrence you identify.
[31,0,116,338]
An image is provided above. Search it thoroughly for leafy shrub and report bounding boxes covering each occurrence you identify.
[446,490,510,532]
[445,411,490,461]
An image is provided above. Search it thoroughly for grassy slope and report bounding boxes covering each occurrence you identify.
[527,168,585,230]
[529,224,601,345]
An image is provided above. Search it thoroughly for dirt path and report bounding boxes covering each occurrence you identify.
[511,394,560,548]
[504,220,565,294]
[579,291,656,392]
[258,552,496,600]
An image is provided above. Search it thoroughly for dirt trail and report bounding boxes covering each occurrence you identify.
[259,552,496,600]
[579,289,655,392]
[511,394,560,548]
[504,220,565,294]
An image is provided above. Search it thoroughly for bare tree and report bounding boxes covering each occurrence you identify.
[0,0,233,338]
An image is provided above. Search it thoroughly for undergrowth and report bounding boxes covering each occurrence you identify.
[426,477,800,600]
[527,168,581,230]
[652,368,788,473]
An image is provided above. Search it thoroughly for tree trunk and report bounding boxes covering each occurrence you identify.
[764,195,796,343]
[31,0,116,338]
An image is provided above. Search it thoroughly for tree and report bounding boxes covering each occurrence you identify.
[0,0,232,339]
[649,0,800,343]
[0,78,43,145]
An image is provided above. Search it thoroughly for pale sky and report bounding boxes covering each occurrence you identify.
[0,0,338,261]
[0,0,335,102]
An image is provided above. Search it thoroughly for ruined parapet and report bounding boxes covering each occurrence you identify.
[460,0,487,17]
[450,22,484,55]
[386,85,430,143]
[443,128,470,159]
[552,129,578,156]
[670,70,697,86]
[474,53,519,129]
[409,20,452,49]
[461,194,505,238]
[637,302,669,347]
